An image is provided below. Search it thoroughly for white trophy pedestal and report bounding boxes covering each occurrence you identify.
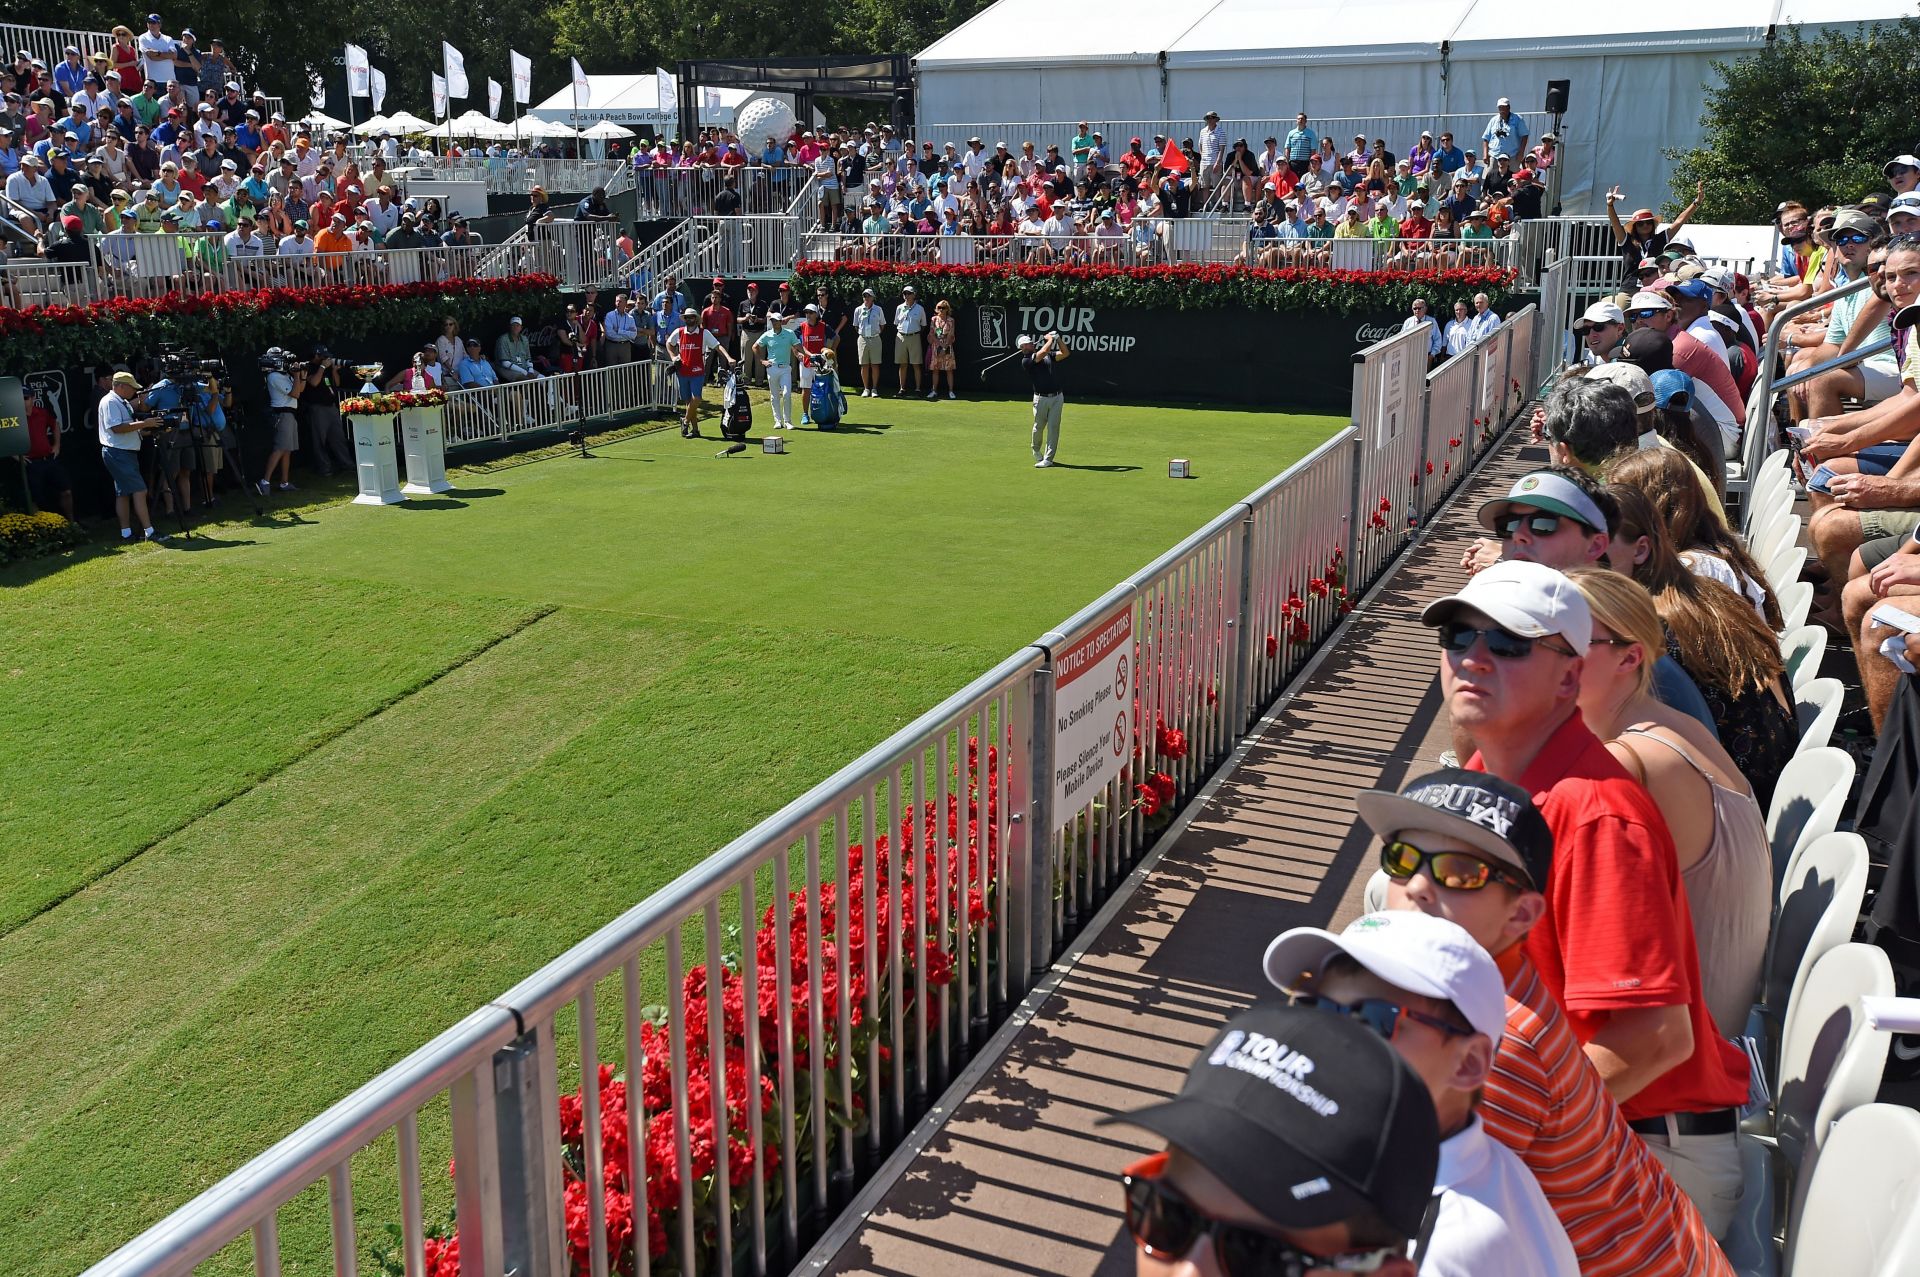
[348,413,405,505]
[399,405,451,495]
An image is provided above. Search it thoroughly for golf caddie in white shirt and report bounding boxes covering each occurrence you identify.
[1023,332,1069,467]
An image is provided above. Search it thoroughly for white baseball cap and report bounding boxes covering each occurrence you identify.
[1017,334,1035,349]
[1421,557,1594,653]
[1584,359,1655,408]
[1573,300,1625,331]
[1886,154,1920,175]
[1627,290,1675,313]
[1263,911,1509,1043]
[1890,191,1920,216]
[1496,96,1511,107]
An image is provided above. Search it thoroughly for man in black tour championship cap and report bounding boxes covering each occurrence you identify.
[1104,1001,1439,1275]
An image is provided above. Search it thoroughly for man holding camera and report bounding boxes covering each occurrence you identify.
[259,349,300,493]
[99,369,165,542]
[302,345,351,477]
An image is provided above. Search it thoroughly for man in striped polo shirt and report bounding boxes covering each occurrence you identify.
[1368,768,1732,1276]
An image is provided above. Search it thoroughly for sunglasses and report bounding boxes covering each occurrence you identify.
[1831,231,1870,246]
[1626,307,1666,320]
[1120,1167,1397,1277]
[1289,991,1475,1042]
[1438,620,1578,660]
[1493,510,1578,539]
[1381,839,1532,892]
[1890,165,1916,177]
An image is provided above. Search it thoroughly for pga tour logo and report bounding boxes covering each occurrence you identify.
[978,305,1138,354]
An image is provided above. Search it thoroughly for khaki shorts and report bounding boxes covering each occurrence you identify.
[896,331,924,364]
[1858,509,1920,542]
[857,334,883,365]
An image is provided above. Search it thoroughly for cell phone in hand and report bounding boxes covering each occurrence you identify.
[1870,602,1920,634]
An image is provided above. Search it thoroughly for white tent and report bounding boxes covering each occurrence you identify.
[527,70,765,137]
[914,0,1918,212]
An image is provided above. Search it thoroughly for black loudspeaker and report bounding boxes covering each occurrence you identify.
[1544,80,1569,115]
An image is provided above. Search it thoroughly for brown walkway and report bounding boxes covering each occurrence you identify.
[815,430,1549,1277]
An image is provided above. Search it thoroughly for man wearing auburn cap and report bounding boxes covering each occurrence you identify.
[1266,909,1578,1277]
[1363,770,1734,1276]
[1104,1001,1440,1276]
[1422,562,1750,1238]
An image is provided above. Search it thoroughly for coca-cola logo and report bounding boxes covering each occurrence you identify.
[1353,322,1400,343]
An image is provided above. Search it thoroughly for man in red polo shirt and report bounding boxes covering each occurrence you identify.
[1366,768,1733,1275]
[701,279,736,379]
[1420,560,1749,1238]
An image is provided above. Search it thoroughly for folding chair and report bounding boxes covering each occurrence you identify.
[1794,677,1844,753]
[1781,1105,1920,1274]
[1777,580,1815,633]
[1765,748,1855,897]
[1767,545,1808,598]
[1749,831,1870,1090]
[1780,625,1828,692]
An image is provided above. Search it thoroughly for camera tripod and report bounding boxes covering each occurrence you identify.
[141,396,266,539]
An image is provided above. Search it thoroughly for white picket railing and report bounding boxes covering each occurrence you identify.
[798,227,1516,273]
[441,359,675,449]
[2,22,116,76]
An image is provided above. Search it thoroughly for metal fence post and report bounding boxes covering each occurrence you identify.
[489,1027,567,1277]
[1022,662,1055,978]
[1345,355,1368,581]
[449,1061,508,1277]
[1230,511,1255,734]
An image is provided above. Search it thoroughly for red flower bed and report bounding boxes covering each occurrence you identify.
[795,259,1519,317]
[392,739,1007,1277]
[0,274,560,369]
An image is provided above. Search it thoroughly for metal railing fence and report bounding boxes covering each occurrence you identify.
[920,113,1553,166]
[440,358,674,450]
[79,306,1537,1277]
[797,227,1516,273]
[630,165,812,218]
[2,22,116,77]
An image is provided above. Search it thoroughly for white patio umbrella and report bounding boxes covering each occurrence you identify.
[581,120,635,140]
[300,110,351,131]
[352,114,389,137]
[383,110,435,133]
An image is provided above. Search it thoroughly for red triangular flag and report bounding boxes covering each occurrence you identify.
[1158,139,1189,174]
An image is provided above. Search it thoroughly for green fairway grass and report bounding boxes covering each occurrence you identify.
[0,393,1339,1274]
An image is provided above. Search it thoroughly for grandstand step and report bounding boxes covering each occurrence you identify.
[806,424,1544,1276]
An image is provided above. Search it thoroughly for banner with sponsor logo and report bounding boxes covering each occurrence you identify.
[955,301,1417,413]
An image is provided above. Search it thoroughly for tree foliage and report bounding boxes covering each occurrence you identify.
[1669,19,1920,222]
[30,0,992,123]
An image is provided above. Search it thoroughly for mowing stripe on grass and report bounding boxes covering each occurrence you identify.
[0,604,558,942]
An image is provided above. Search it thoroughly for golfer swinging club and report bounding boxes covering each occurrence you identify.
[1024,332,1069,467]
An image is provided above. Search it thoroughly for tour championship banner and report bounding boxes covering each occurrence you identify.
[1052,602,1133,814]
[957,302,1421,414]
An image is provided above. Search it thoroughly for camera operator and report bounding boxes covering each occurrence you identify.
[259,348,300,493]
[141,359,210,519]
[99,370,165,543]
[301,345,352,478]
[196,367,238,509]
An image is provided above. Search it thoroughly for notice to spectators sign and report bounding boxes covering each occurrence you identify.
[1053,604,1133,814]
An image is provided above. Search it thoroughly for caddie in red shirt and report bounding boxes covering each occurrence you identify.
[1421,559,1749,1240]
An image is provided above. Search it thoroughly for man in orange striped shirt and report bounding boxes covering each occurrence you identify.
[1363,767,1732,1276]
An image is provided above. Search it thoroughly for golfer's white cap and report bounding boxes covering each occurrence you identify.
[1263,911,1508,1043]
[1420,558,1593,654]
[1497,96,1511,107]
[1017,334,1035,349]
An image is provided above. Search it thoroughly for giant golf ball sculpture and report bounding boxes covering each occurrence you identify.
[735,95,798,147]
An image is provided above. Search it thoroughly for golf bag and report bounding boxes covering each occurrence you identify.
[808,354,847,430]
[721,368,752,442]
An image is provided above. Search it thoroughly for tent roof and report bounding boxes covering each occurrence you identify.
[918,0,1916,68]
[529,71,756,117]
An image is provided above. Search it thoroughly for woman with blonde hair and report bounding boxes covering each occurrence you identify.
[1566,567,1770,1037]
[435,316,462,383]
[928,298,958,400]
[1604,483,1796,807]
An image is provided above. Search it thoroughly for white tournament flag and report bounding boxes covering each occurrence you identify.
[370,66,387,112]
[308,71,327,110]
[571,57,592,107]
[344,43,370,97]
[655,67,673,112]
[431,72,448,118]
[488,78,502,119]
[442,42,469,98]
[510,49,532,104]
[702,88,720,110]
